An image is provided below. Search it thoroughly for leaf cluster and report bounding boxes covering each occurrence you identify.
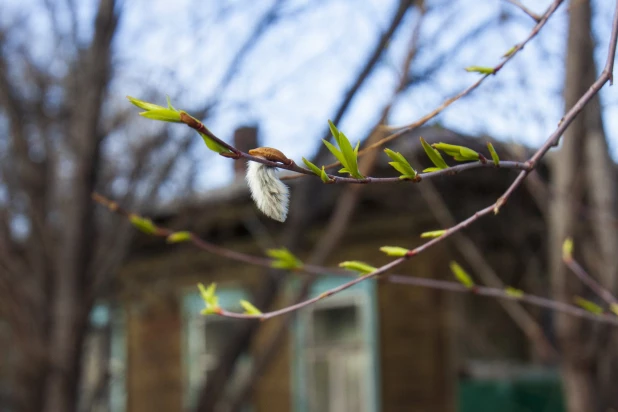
[127,96,230,154]
[384,149,417,180]
[323,121,364,179]
[198,283,220,315]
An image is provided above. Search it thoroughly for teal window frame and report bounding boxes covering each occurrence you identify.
[83,303,126,412]
[181,287,252,410]
[292,276,380,412]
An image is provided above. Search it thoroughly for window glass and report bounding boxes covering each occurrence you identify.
[299,295,372,412]
[312,305,360,345]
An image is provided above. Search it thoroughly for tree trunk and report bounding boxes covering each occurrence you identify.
[549,1,618,411]
[42,1,118,411]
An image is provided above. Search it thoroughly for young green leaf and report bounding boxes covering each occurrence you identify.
[266,248,303,270]
[420,137,448,170]
[127,96,182,123]
[320,166,330,183]
[198,282,216,302]
[198,282,220,315]
[505,287,524,298]
[422,167,444,173]
[487,142,500,166]
[610,303,618,317]
[166,231,192,244]
[198,131,231,154]
[574,296,603,315]
[328,120,340,142]
[303,157,331,183]
[562,237,574,261]
[303,157,322,175]
[450,262,474,288]
[339,261,377,275]
[127,96,166,111]
[464,66,495,75]
[379,246,409,257]
[420,229,446,239]
[384,148,417,179]
[140,109,182,122]
[502,46,517,58]
[324,120,363,179]
[166,95,177,111]
[240,300,262,315]
[323,139,348,167]
[129,215,157,235]
[338,132,361,175]
[432,143,479,162]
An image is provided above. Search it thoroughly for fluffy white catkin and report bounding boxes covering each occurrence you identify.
[246,159,289,222]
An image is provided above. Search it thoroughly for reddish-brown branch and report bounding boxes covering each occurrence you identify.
[177,109,531,183]
[92,193,618,326]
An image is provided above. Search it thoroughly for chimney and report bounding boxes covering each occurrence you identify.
[233,126,259,180]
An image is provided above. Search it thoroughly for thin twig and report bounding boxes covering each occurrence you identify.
[178,110,531,183]
[564,255,618,308]
[506,0,542,22]
[416,174,558,360]
[92,193,618,326]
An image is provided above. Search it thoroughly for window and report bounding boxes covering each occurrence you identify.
[182,288,252,411]
[79,304,126,412]
[293,278,379,412]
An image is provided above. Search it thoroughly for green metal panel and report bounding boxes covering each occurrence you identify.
[459,378,565,412]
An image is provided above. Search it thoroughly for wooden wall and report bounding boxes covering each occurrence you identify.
[378,245,455,412]
[126,298,183,412]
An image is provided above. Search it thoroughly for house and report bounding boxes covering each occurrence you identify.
[86,126,563,412]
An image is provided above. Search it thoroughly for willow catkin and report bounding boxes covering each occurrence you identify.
[246,158,289,222]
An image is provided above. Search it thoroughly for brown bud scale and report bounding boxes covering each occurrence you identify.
[248,147,292,165]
